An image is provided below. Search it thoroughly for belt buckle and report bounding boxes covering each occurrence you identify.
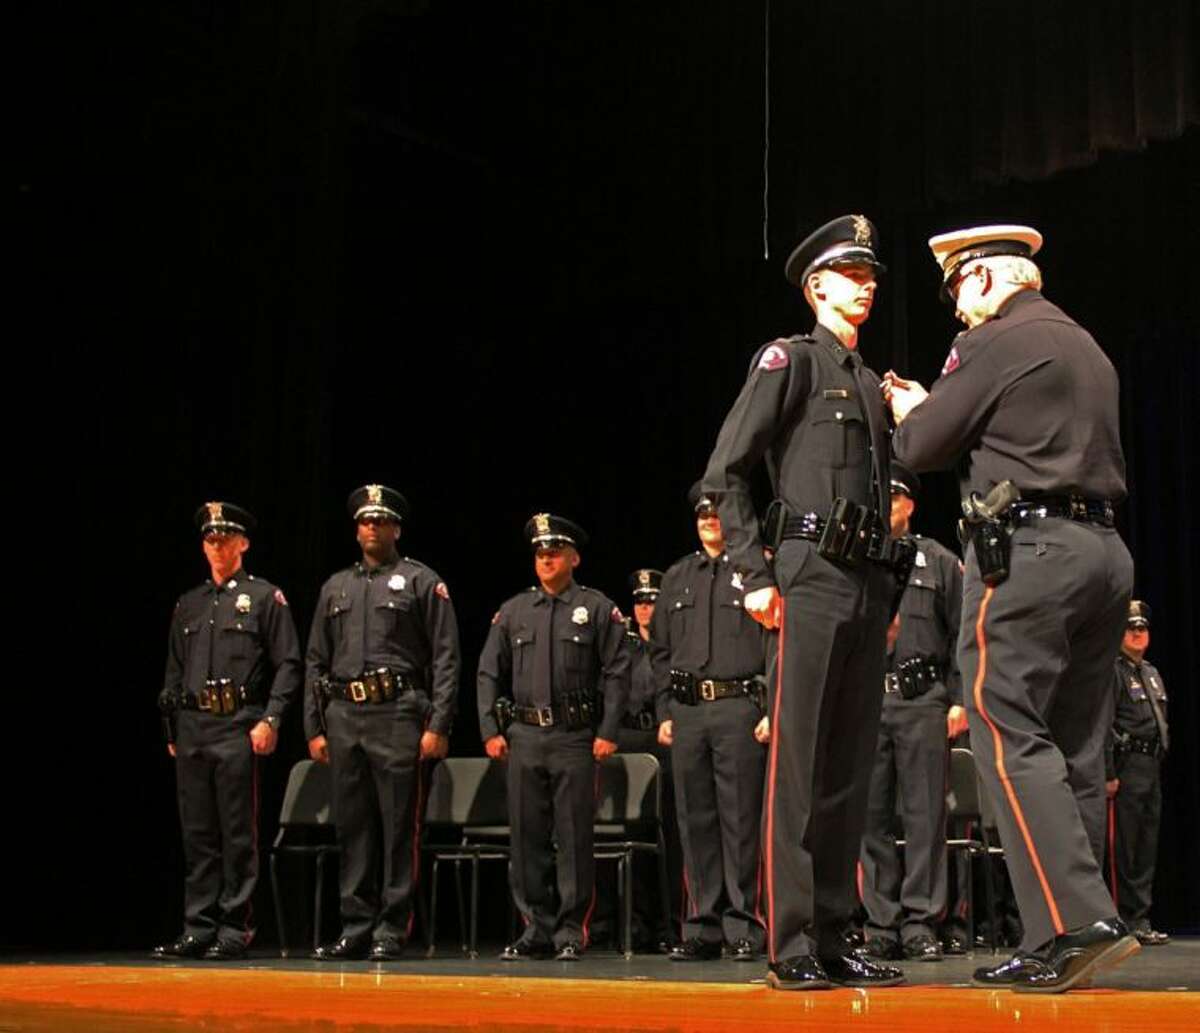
[198,689,212,711]
[884,673,900,694]
[699,680,716,702]
[349,680,367,704]
[537,707,554,727]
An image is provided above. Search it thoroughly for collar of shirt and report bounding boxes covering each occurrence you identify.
[206,569,248,593]
[534,581,580,607]
[696,551,729,570]
[355,558,401,578]
[984,287,1043,328]
[812,323,860,368]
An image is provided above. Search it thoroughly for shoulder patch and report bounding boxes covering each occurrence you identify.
[274,588,289,606]
[435,582,450,601]
[757,343,790,372]
[491,610,501,625]
[610,605,624,624]
[941,343,961,376]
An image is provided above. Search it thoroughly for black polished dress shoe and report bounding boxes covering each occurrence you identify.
[369,937,406,961]
[1134,925,1170,947]
[500,939,554,961]
[555,941,583,961]
[668,937,722,961]
[972,951,1051,987]
[203,939,247,961]
[902,934,943,962]
[1013,918,1139,994]
[941,931,968,956]
[312,936,371,961]
[820,952,906,987]
[766,955,833,991]
[855,936,902,961]
[656,936,680,955]
[726,938,758,961]
[151,934,212,960]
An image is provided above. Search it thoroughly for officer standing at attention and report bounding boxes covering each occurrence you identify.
[1106,600,1170,946]
[858,462,963,963]
[478,514,631,961]
[650,484,768,962]
[886,225,1137,992]
[305,484,459,961]
[703,215,905,990]
[155,502,302,960]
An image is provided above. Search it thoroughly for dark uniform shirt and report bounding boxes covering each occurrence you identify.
[304,557,460,737]
[704,324,892,591]
[888,534,963,706]
[1105,655,1169,778]
[164,570,302,722]
[477,582,632,743]
[628,633,659,718]
[892,290,1126,500]
[647,551,766,718]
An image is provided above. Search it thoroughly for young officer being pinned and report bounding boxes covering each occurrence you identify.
[155,502,302,960]
[885,225,1138,992]
[477,514,632,962]
[703,215,910,990]
[305,484,460,961]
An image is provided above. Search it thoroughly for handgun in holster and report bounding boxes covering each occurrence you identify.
[312,677,332,737]
[158,689,181,745]
[888,535,918,621]
[958,480,1021,587]
[761,499,788,553]
[493,697,515,734]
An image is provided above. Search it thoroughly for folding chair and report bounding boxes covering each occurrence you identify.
[945,745,1001,953]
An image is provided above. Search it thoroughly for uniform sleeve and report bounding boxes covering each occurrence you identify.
[303,582,334,740]
[647,571,676,722]
[161,599,186,705]
[1104,662,1121,781]
[940,550,964,705]
[704,343,810,591]
[417,570,461,736]
[261,588,303,723]
[594,599,632,743]
[476,609,512,742]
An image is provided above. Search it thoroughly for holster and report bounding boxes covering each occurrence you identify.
[888,535,918,620]
[761,499,788,552]
[158,689,181,745]
[493,697,515,734]
[960,517,1012,587]
[312,678,332,737]
[670,669,698,706]
[562,691,598,731]
[818,497,873,566]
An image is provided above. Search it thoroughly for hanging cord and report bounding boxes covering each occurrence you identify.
[762,0,771,259]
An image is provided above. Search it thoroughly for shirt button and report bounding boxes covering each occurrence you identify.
[573,635,580,642]
[209,619,215,626]
[835,411,844,420]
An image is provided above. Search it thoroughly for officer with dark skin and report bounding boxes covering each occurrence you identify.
[478,514,631,961]
[154,502,302,960]
[305,484,459,961]
[649,485,769,962]
[1105,601,1170,946]
[858,463,963,963]
[703,215,905,990]
[886,225,1137,992]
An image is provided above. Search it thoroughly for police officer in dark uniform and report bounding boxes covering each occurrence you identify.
[1105,600,1170,946]
[887,225,1137,992]
[649,484,768,962]
[858,463,963,963]
[703,215,905,990]
[478,514,631,961]
[155,502,302,960]
[305,484,460,961]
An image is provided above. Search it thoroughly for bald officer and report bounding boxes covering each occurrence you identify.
[704,215,906,990]
[886,225,1137,992]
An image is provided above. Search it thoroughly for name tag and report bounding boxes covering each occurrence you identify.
[823,389,852,400]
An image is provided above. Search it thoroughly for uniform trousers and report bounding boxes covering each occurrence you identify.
[175,711,260,944]
[960,519,1131,952]
[762,540,892,961]
[506,722,596,949]
[326,696,425,942]
[671,695,766,947]
[1110,751,1162,928]
[860,701,949,943]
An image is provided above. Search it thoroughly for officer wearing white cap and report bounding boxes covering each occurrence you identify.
[858,462,963,963]
[1105,600,1170,946]
[154,502,302,960]
[306,484,461,961]
[477,513,631,961]
[703,214,905,989]
[886,225,1137,991]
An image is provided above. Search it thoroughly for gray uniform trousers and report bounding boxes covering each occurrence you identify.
[960,519,1131,952]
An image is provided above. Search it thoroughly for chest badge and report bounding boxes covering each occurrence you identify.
[731,571,744,591]
[915,551,927,568]
[235,593,252,614]
[388,574,406,591]
[572,606,589,625]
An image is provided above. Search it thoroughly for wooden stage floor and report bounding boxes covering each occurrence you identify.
[1,945,1196,1033]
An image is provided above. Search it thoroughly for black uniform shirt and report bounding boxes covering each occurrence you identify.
[647,550,766,720]
[164,569,302,723]
[304,557,461,737]
[628,633,658,718]
[893,290,1127,501]
[888,534,963,707]
[477,581,632,743]
[704,324,892,591]
[1104,655,1169,778]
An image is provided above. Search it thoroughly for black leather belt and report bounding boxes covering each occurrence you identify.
[883,655,945,699]
[1008,496,1115,528]
[512,692,598,730]
[781,510,904,566]
[182,679,258,716]
[620,708,658,731]
[331,668,421,705]
[1115,735,1164,758]
[671,670,761,706]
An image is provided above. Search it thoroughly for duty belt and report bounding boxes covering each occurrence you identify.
[182,679,258,716]
[331,668,421,705]
[671,670,762,706]
[883,655,945,700]
[1115,734,1164,758]
[1007,496,1115,528]
[780,508,903,567]
[511,692,598,730]
[620,707,658,731]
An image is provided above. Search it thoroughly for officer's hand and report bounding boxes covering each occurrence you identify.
[420,730,450,760]
[308,735,330,764]
[593,736,618,760]
[485,735,509,760]
[882,371,928,424]
[946,705,969,740]
[754,716,770,744]
[744,586,782,630]
[657,720,674,746]
[250,721,278,756]
[886,613,902,653]
[167,744,176,758]
[1106,778,1120,799]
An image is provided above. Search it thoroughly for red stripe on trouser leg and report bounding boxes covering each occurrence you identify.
[764,599,785,963]
[1107,797,1119,907]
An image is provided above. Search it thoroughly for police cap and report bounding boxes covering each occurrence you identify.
[525,512,588,550]
[928,224,1043,303]
[784,214,886,288]
[347,484,409,523]
[194,501,256,538]
[687,480,717,514]
[1127,599,1151,629]
[889,461,921,499]
[629,568,664,601]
